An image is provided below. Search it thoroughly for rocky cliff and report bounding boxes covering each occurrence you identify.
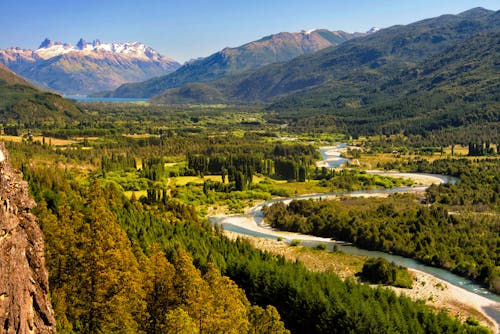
[0,143,56,333]
[0,39,181,95]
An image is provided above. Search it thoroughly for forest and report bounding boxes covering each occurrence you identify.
[0,99,496,333]
[263,160,500,293]
[5,140,489,334]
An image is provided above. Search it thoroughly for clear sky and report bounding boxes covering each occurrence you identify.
[2,0,498,62]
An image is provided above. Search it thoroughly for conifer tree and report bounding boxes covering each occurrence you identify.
[174,250,212,332]
[203,263,250,333]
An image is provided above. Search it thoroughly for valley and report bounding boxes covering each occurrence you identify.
[0,97,497,333]
[0,5,499,334]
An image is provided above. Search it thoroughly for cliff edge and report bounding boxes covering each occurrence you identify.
[0,143,56,333]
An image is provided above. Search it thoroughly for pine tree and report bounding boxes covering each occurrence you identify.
[144,245,177,334]
[77,182,146,334]
[174,250,211,333]
[203,263,249,333]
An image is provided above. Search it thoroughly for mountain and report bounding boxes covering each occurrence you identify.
[152,8,498,107]
[0,39,181,95]
[101,29,364,98]
[0,143,56,333]
[0,63,81,122]
[277,31,500,137]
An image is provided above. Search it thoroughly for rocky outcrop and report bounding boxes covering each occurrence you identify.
[0,143,56,333]
[0,39,181,95]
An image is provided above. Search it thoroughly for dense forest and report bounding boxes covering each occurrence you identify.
[1,8,499,332]
[6,140,492,333]
[263,160,500,293]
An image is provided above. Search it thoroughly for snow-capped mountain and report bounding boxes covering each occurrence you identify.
[0,38,181,95]
[367,27,381,34]
[103,29,362,98]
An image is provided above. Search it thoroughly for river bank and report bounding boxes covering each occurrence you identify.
[209,164,499,332]
[223,231,499,333]
[209,145,499,332]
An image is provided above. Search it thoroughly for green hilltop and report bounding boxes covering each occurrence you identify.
[0,63,81,123]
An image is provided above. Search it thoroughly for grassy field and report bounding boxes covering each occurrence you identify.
[122,133,159,139]
[32,136,77,146]
[235,235,366,280]
[357,145,491,168]
[266,179,328,195]
[1,135,80,146]
[173,175,223,186]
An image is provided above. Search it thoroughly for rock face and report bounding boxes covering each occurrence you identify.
[0,39,181,95]
[0,143,56,333]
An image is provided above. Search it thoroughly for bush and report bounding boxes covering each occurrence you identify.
[315,243,327,250]
[359,257,413,288]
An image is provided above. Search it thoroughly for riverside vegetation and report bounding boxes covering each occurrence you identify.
[0,99,496,333]
[1,10,499,331]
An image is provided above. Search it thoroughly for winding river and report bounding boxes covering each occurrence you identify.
[209,145,500,329]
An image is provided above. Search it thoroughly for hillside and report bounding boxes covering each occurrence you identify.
[152,7,498,109]
[0,39,180,95]
[269,31,500,137]
[0,64,81,123]
[101,30,362,98]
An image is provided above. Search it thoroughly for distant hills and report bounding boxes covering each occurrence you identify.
[152,8,498,107]
[0,63,80,123]
[0,39,180,95]
[99,29,368,98]
[277,30,500,137]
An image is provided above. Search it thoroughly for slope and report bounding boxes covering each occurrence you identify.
[0,63,81,123]
[152,7,498,106]
[265,37,499,144]
[103,30,360,98]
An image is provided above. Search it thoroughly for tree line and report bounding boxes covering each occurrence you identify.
[11,145,489,333]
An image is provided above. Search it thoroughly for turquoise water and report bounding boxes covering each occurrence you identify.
[210,177,499,326]
[222,221,499,302]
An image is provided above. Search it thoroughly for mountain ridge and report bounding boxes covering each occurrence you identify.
[0,39,181,95]
[99,29,368,98]
[151,7,498,105]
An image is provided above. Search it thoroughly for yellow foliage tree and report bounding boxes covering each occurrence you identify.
[174,249,212,332]
[77,182,146,333]
[164,308,199,334]
[248,305,290,334]
[144,245,177,333]
[203,263,250,334]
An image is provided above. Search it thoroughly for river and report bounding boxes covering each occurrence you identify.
[209,145,500,330]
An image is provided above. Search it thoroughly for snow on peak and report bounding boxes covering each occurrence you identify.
[367,27,381,34]
[299,29,316,35]
[39,38,54,49]
[32,38,172,62]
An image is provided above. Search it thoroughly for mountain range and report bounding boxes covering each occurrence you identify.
[0,39,180,95]
[0,7,497,139]
[99,29,369,98]
[150,8,499,107]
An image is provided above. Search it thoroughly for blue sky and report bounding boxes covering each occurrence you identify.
[2,0,498,62]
